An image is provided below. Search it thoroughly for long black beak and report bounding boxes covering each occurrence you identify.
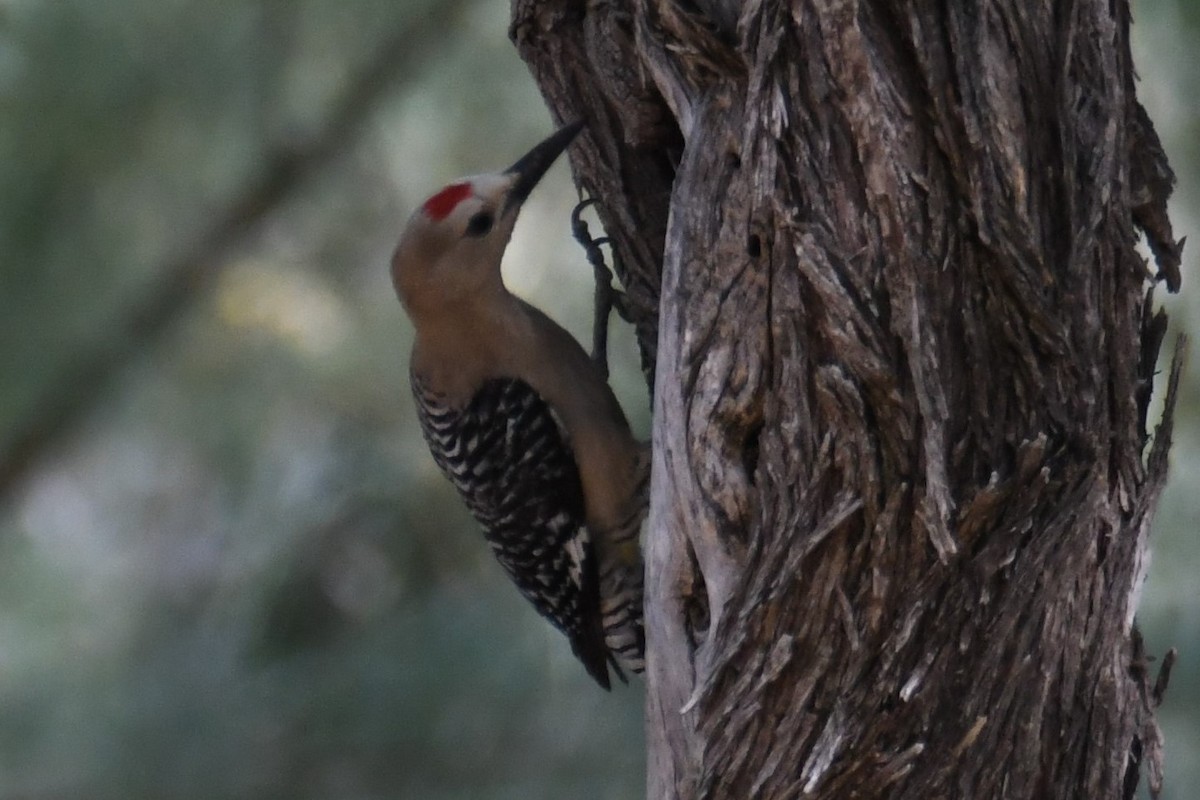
[502,120,585,216]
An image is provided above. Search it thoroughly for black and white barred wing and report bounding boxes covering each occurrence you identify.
[411,374,614,688]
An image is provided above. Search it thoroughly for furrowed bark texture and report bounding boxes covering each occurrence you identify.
[512,1,1182,798]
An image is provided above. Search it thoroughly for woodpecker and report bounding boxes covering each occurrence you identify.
[390,122,648,688]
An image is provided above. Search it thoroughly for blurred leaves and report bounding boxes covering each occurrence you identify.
[0,1,643,798]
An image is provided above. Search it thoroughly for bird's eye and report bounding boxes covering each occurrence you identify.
[465,212,494,238]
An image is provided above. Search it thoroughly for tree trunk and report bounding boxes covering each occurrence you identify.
[511,1,1182,797]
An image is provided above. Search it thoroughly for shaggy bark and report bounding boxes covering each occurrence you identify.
[512,1,1182,797]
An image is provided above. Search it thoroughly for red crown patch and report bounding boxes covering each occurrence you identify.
[422,182,472,221]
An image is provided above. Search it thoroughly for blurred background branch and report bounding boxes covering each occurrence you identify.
[0,1,464,501]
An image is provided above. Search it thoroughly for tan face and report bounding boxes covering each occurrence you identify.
[391,173,520,315]
[391,121,585,319]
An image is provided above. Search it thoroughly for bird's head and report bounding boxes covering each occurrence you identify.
[391,121,584,316]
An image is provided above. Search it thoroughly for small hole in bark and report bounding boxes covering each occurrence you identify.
[742,421,763,485]
[683,549,710,647]
[747,234,762,259]
[684,585,710,645]
[727,150,742,169]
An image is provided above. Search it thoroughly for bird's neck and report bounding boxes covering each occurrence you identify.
[408,287,527,401]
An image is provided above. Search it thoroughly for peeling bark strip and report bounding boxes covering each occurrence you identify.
[512,0,1181,798]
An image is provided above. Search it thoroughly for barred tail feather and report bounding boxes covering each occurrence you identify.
[596,489,647,675]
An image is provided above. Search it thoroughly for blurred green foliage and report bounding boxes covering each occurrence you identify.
[0,1,1194,798]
